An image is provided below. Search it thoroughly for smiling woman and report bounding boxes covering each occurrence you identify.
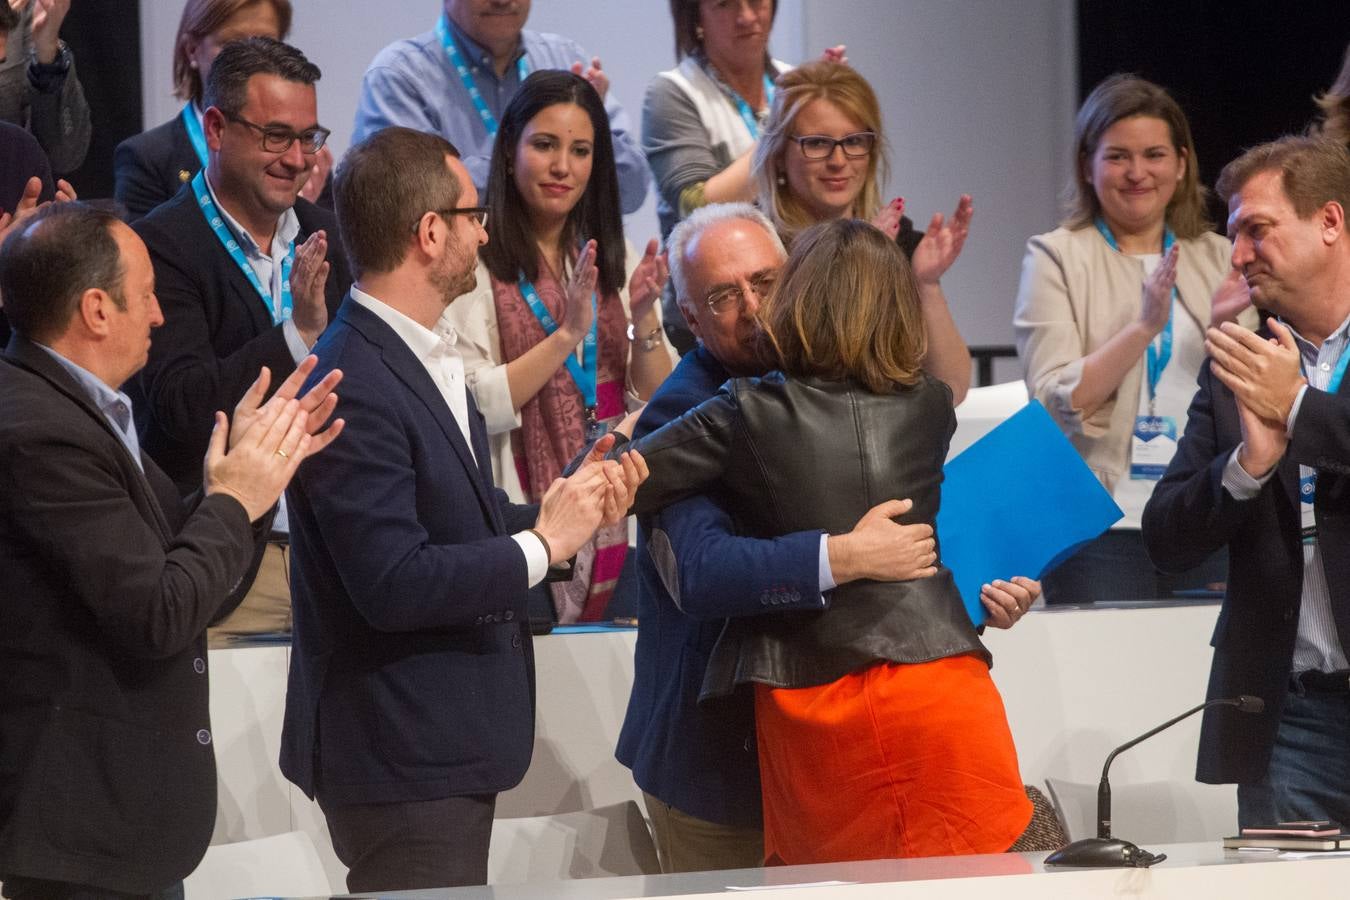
[443,69,673,623]
[1013,74,1258,604]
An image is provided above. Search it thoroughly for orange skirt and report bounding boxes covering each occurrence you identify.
[754,654,1031,865]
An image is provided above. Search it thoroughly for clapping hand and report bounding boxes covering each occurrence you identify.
[627,238,668,322]
[1210,268,1252,327]
[570,56,610,100]
[298,146,333,206]
[229,356,345,455]
[289,230,331,346]
[562,239,599,342]
[820,44,848,64]
[910,194,973,285]
[870,197,905,241]
[1138,244,1178,336]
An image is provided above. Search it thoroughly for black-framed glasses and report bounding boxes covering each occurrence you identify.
[790,131,876,160]
[413,207,489,233]
[705,270,777,317]
[225,112,331,154]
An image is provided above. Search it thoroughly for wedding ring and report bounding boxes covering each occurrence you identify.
[275,449,289,459]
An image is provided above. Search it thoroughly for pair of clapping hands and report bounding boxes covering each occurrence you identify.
[204,357,344,521]
[532,435,648,566]
[1207,318,1306,479]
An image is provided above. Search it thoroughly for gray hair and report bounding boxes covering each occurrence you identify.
[667,202,784,312]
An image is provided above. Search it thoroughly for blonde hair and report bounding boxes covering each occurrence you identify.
[762,219,925,393]
[1314,43,1350,147]
[1064,74,1212,239]
[754,61,890,247]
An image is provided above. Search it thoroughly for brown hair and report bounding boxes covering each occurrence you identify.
[173,0,293,102]
[1215,135,1350,220]
[1064,73,1211,238]
[0,204,125,343]
[669,0,778,61]
[334,127,462,279]
[1314,43,1350,147]
[754,61,889,248]
[762,218,925,392]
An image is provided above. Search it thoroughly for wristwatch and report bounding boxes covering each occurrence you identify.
[627,322,664,352]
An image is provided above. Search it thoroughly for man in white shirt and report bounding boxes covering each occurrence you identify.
[281,124,644,892]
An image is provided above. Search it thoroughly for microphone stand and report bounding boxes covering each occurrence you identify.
[1044,695,1265,868]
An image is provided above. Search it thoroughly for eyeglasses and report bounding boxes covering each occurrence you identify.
[790,131,876,160]
[412,207,489,232]
[225,112,331,155]
[704,270,776,317]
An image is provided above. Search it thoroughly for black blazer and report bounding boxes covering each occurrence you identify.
[282,297,540,806]
[1143,326,1350,784]
[131,183,352,495]
[0,336,261,894]
[113,114,200,223]
[626,372,986,697]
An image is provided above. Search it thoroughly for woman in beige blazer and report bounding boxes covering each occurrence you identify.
[1014,74,1255,604]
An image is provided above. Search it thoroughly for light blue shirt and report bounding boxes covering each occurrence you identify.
[37,344,143,472]
[1222,313,1350,674]
[352,20,649,214]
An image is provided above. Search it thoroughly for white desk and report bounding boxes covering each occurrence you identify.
[323,843,1350,900]
[208,601,1233,888]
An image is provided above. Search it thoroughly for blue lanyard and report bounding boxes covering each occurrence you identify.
[517,272,597,408]
[1095,218,1175,407]
[437,12,531,140]
[180,102,208,168]
[191,170,294,324]
[729,73,775,139]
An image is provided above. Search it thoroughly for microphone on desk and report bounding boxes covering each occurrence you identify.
[1045,694,1266,868]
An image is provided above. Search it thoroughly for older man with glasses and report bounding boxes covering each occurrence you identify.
[132,37,352,639]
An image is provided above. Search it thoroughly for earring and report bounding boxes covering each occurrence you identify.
[695,25,704,41]
[776,173,785,186]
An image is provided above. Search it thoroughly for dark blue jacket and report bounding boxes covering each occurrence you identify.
[615,346,822,827]
[281,296,539,805]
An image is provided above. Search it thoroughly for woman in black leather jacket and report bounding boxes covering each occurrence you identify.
[625,218,1033,865]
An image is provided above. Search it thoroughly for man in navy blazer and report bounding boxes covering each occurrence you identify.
[617,203,1041,872]
[282,126,642,893]
[1144,136,1350,828]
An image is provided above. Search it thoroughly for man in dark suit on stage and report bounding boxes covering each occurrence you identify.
[132,37,350,636]
[0,202,340,899]
[1144,136,1350,827]
[281,125,644,893]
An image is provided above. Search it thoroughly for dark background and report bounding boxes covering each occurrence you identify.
[1078,0,1350,227]
[63,0,141,197]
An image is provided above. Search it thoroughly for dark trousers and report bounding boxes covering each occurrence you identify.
[1237,684,1350,828]
[0,877,183,900]
[318,792,497,892]
[1043,529,1227,604]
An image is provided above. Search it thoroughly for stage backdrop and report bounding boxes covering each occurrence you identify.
[136,0,1079,374]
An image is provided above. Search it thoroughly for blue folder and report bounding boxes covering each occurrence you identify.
[937,400,1122,626]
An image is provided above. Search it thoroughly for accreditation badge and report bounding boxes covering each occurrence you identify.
[1129,415,1178,480]
[1301,472,1318,545]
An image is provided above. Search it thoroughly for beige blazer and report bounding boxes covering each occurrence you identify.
[1013,224,1257,492]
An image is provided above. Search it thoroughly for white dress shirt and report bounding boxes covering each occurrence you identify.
[350,286,549,587]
